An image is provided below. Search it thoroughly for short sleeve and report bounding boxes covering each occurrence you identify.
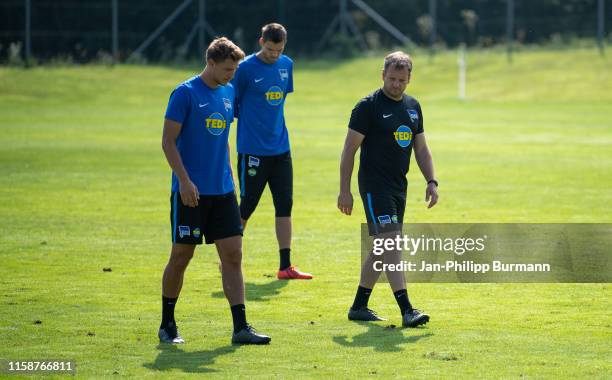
[165,85,191,124]
[227,85,235,125]
[231,63,246,117]
[348,99,371,135]
[286,61,294,94]
[415,102,424,134]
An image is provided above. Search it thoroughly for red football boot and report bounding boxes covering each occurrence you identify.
[277,266,313,280]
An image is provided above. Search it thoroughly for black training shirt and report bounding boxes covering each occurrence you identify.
[348,88,424,194]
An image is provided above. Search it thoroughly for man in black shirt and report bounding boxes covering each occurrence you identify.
[338,51,439,328]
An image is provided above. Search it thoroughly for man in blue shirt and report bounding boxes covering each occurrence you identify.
[160,37,270,345]
[232,23,312,280]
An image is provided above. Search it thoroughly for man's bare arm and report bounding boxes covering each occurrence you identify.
[413,133,438,209]
[227,142,235,185]
[338,129,365,215]
[161,118,199,207]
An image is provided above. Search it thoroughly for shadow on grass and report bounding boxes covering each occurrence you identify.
[143,344,239,374]
[211,280,289,302]
[332,322,433,352]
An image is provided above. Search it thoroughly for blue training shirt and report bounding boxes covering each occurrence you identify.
[232,54,293,156]
[165,75,235,195]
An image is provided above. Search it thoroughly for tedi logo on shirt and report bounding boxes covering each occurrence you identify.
[205,112,226,136]
[394,125,413,147]
[265,86,284,106]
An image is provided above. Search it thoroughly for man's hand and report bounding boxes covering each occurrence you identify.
[179,178,200,207]
[425,183,438,209]
[338,191,354,215]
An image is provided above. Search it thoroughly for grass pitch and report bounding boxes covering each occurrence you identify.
[0,46,611,378]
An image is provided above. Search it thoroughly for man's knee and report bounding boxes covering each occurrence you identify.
[217,236,243,270]
[239,195,260,220]
[272,193,292,217]
[363,252,382,269]
[169,245,195,269]
[220,249,242,270]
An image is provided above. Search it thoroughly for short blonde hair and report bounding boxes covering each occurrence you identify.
[205,37,245,63]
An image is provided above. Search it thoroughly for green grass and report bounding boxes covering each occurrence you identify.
[0,46,611,378]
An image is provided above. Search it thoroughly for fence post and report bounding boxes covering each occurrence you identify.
[506,0,514,63]
[458,44,466,100]
[198,0,205,56]
[25,0,31,65]
[597,0,605,55]
[112,0,119,63]
[340,0,348,36]
[429,0,436,60]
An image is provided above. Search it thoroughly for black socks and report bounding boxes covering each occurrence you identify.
[351,286,372,310]
[230,304,247,333]
[351,287,413,315]
[394,289,413,315]
[163,298,248,333]
[161,296,178,329]
[279,248,291,270]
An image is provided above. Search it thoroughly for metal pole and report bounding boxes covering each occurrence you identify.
[25,0,31,64]
[198,0,205,56]
[345,11,368,50]
[351,0,410,45]
[458,44,466,100]
[316,15,340,50]
[340,0,348,36]
[429,0,436,47]
[112,0,118,64]
[128,0,193,61]
[506,0,514,63]
[598,0,605,55]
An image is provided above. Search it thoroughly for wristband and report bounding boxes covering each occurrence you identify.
[427,179,438,187]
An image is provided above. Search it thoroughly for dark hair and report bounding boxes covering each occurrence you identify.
[205,37,245,63]
[383,51,413,72]
[261,23,287,43]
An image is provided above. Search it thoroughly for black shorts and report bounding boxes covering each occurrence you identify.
[237,151,293,219]
[170,191,243,245]
[360,192,406,236]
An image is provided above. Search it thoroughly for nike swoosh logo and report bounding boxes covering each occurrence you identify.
[199,103,209,108]
[383,113,392,118]
[254,78,264,83]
